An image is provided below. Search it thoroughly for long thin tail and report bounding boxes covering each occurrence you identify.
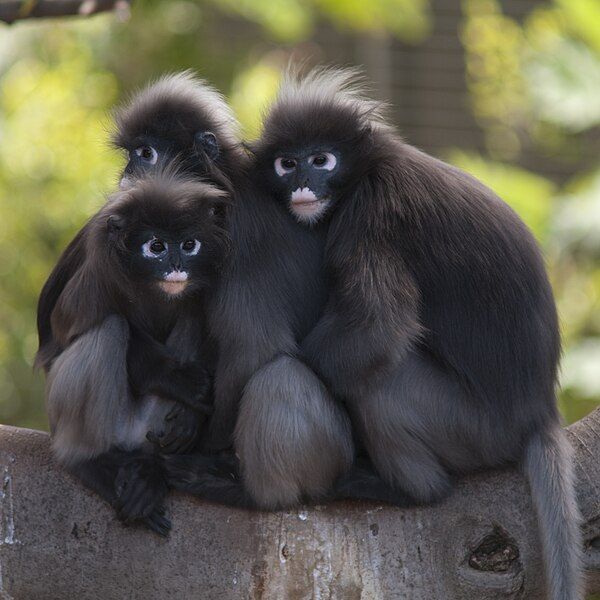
[523,425,583,600]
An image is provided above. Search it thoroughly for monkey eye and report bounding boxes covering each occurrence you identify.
[134,145,158,165]
[274,157,296,177]
[309,152,337,171]
[181,239,201,256]
[142,238,167,258]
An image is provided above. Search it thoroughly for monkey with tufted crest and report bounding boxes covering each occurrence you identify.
[36,72,239,372]
[45,173,229,534]
[168,68,582,600]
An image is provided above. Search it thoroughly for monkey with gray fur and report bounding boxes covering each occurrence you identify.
[164,106,359,510]
[36,72,239,372]
[45,173,229,535]
[167,68,582,599]
[36,73,240,535]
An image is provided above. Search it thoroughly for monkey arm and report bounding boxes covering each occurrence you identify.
[204,268,302,449]
[204,339,297,451]
[36,224,89,371]
[300,190,422,397]
[126,325,212,415]
[300,309,414,398]
[204,189,327,451]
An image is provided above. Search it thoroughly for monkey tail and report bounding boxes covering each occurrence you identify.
[522,424,583,600]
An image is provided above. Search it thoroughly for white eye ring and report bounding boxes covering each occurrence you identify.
[142,238,167,258]
[135,145,158,165]
[181,239,201,256]
[309,152,337,171]
[274,157,296,177]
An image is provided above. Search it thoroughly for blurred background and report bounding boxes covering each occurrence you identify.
[0,0,599,433]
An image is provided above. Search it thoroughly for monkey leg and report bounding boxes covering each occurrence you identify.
[235,355,354,509]
[165,357,354,510]
[345,350,483,506]
[332,457,428,507]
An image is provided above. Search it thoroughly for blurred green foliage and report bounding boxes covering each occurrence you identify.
[460,0,600,424]
[0,0,598,432]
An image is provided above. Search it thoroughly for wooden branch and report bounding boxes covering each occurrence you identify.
[0,0,131,24]
[1,412,600,599]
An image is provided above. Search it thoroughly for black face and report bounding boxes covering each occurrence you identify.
[120,131,219,189]
[268,146,343,225]
[123,227,212,298]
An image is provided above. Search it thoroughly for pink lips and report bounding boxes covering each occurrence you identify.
[159,270,188,295]
[291,187,319,205]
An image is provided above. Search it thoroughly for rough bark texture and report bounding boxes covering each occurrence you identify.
[1,412,600,599]
[0,0,130,24]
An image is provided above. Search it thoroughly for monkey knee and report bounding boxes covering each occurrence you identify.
[235,356,353,507]
[244,473,303,510]
[47,315,131,464]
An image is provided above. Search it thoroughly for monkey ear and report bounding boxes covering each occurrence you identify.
[195,131,219,161]
[241,141,256,156]
[106,214,126,242]
[206,196,230,227]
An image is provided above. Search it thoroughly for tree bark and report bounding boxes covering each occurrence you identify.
[0,0,130,24]
[1,412,600,599]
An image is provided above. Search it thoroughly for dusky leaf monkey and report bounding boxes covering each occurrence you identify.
[45,173,228,534]
[168,68,582,600]
[36,73,239,533]
[36,72,240,370]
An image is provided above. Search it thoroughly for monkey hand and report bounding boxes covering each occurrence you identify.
[114,454,171,536]
[169,363,213,412]
[147,403,202,454]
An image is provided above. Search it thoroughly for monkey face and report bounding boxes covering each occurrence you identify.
[129,230,208,297]
[270,148,342,225]
[104,176,229,302]
[119,131,219,190]
[112,72,238,191]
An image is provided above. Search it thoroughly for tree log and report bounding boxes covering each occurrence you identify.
[0,0,130,25]
[1,412,600,599]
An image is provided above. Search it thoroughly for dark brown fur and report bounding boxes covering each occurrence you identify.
[167,68,582,599]
[45,174,228,535]
[36,72,239,371]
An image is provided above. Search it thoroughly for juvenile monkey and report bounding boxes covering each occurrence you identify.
[45,174,229,534]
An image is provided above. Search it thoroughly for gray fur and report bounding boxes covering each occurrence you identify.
[347,351,525,487]
[46,315,131,465]
[47,314,178,467]
[234,356,353,509]
[251,66,583,599]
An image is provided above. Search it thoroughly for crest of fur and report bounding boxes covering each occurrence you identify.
[257,66,394,152]
[112,70,243,160]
